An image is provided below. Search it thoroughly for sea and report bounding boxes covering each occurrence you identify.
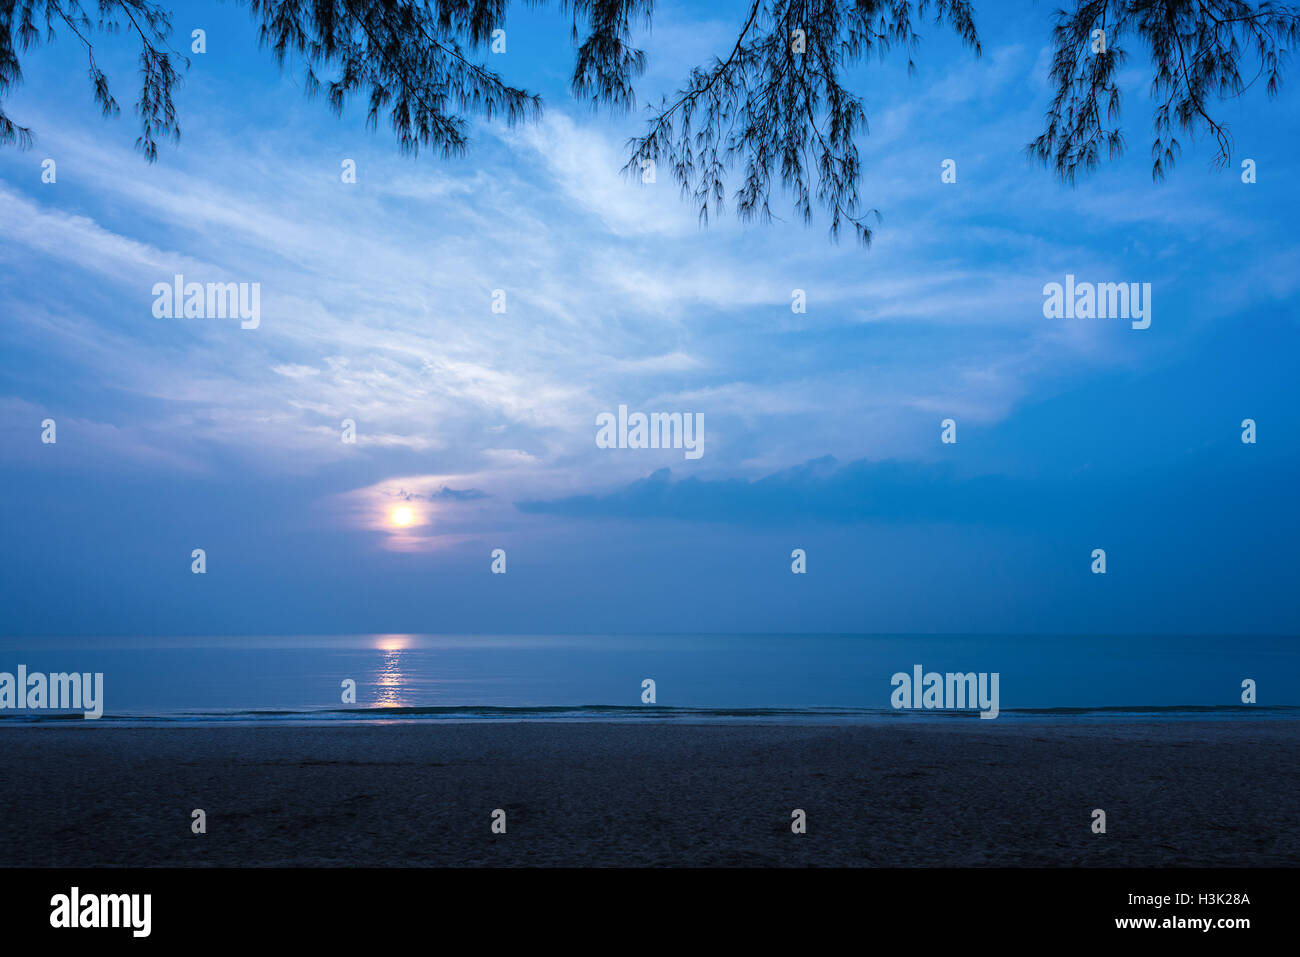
[0,633,1295,725]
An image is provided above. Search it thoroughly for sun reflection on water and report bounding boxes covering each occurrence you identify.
[373,647,406,708]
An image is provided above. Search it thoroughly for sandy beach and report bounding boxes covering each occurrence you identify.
[0,721,1296,867]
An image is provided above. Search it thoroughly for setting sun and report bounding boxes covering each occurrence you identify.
[391,507,413,527]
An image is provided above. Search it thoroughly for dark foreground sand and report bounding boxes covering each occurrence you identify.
[0,721,1296,867]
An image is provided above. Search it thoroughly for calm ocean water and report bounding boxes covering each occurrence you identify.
[0,634,1296,725]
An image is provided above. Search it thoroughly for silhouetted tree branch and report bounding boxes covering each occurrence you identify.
[2,0,1298,247]
[1027,0,1300,183]
[624,0,979,246]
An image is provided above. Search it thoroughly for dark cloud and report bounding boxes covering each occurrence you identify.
[396,486,490,502]
[515,456,1057,524]
[515,450,1290,530]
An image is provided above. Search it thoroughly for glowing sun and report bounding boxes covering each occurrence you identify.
[391,506,414,527]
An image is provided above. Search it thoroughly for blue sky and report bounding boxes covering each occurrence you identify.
[1,0,1297,636]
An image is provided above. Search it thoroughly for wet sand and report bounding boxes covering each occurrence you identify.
[0,721,1296,867]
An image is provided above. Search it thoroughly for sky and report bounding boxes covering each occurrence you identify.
[1,0,1297,636]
